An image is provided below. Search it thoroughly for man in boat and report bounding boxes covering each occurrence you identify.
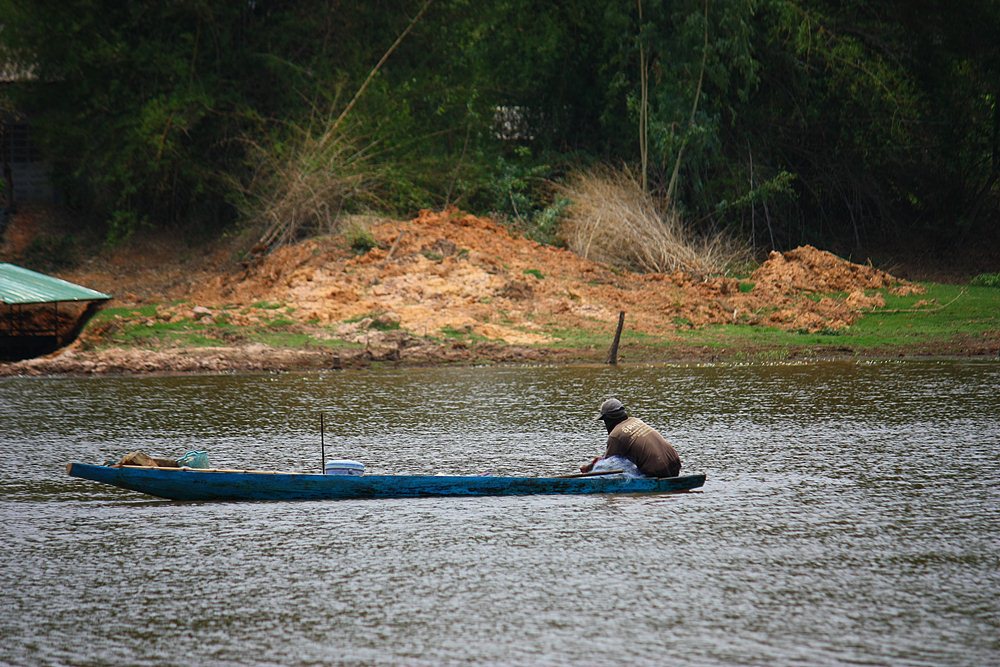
[580,398,682,478]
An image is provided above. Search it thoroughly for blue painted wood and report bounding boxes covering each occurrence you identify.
[66,463,706,502]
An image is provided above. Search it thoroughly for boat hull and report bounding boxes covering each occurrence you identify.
[67,463,705,502]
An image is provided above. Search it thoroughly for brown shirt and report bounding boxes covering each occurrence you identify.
[604,417,682,478]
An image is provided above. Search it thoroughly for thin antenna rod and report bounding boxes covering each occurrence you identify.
[320,413,326,474]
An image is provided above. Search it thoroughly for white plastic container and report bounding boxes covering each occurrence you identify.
[324,459,365,476]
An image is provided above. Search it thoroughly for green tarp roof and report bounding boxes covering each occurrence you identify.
[0,263,111,305]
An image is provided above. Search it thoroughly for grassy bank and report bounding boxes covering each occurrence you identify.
[648,283,1000,360]
[89,304,363,352]
[84,281,999,363]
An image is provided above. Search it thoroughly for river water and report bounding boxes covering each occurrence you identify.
[1,361,998,666]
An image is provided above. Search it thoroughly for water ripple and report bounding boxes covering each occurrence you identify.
[1,361,998,665]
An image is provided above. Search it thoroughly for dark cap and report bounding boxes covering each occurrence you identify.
[596,398,626,420]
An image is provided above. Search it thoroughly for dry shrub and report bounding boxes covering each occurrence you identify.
[238,118,381,255]
[558,167,746,277]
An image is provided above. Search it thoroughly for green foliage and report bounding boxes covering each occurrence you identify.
[970,273,1000,288]
[530,196,572,245]
[716,171,798,217]
[1,0,997,257]
[470,147,573,243]
[734,0,1000,247]
[21,234,78,271]
[346,226,378,255]
[0,1,247,235]
[482,148,549,218]
[523,268,544,280]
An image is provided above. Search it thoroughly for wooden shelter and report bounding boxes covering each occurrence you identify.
[0,263,110,360]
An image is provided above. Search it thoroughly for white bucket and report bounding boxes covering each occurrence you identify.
[324,459,365,476]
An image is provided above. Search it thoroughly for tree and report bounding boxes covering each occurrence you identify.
[0,0,995,256]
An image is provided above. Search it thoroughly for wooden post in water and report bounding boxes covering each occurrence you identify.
[320,413,326,474]
[606,311,625,365]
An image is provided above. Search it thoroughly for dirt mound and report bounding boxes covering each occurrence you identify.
[739,245,923,331]
[752,245,922,296]
[4,207,925,359]
[169,209,920,339]
[178,208,624,344]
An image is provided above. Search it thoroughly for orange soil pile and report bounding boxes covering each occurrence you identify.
[744,246,925,331]
[151,209,920,340]
[3,207,923,356]
[751,246,921,295]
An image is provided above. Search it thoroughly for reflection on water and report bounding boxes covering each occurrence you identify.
[1,361,998,665]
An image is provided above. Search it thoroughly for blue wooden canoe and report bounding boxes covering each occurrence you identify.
[66,463,705,502]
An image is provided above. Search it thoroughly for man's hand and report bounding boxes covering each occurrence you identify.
[580,456,601,473]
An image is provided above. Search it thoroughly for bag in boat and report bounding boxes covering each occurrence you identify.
[176,450,211,469]
[591,455,644,478]
[324,459,365,476]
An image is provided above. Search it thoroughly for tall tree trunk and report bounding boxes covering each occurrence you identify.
[665,0,709,206]
[328,0,433,140]
[992,87,999,174]
[638,0,649,195]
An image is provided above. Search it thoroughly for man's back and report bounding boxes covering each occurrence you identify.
[605,417,682,477]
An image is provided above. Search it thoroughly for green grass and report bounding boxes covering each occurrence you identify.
[103,318,223,347]
[671,323,844,348]
[969,272,1000,288]
[92,304,159,322]
[247,332,360,349]
[666,282,999,352]
[845,283,999,346]
[543,327,614,349]
[344,311,401,330]
[93,305,361,351]
[438,326,490,343]
[532,282,999,357]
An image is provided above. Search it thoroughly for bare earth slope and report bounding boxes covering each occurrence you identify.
[0,208,937,375]
[193,209,920,334]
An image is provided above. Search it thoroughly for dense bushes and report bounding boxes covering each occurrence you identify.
[0,0,996,256]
